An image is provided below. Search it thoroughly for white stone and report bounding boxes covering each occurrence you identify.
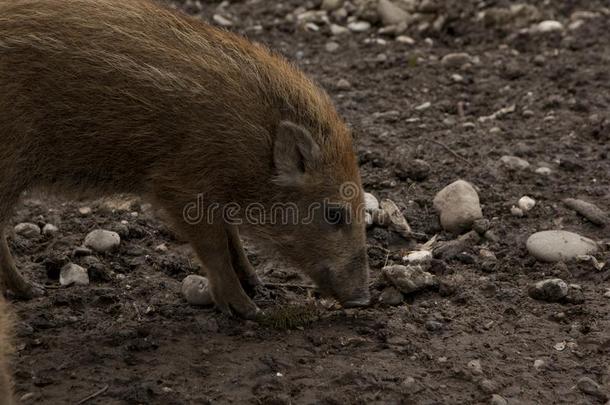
[336,78,352,89]
[510,206,524,217]
[490,395,508,405]
[60,263,89,286]
[378,0,411,26]
[330,24,350,35]
[42,224,59,236]
[325,41,340,53]
[533,359,546,370]
[467,359,483,375]
[533,20,564,33]
[535,166,552,175]
[348,21,371,32]
[403,251,433,266]
[181,275,214,306]
[518,196,536,212]
[433,180,483,233]
[415,101,431,111]
[441,52,472,67]
[526,230,598,262]
[528,278,569,302]
[500,155,530,170]
[78,206,92,216]
[84,230,121,253]
[396,35,415,45]
[364,192,379,211]
[14,223,41,239]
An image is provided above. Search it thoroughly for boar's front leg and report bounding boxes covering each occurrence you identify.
[162,204,259,319]
[226,226,261,296]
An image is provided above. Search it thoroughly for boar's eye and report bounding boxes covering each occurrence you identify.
[324,205,347,228]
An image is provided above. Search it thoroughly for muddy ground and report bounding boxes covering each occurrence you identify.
[5,0,610,404]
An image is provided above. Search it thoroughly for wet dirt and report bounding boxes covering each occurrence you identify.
[5,0,610,404]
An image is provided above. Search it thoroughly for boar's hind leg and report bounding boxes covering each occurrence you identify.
[162,204,259,319]
[0,194,44,299]
[226,226,261,297]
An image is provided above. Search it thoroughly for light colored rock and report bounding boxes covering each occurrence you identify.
[78,206,92,216]
[330,24,350,35]
[403,251,433,266]
[518,196,536,212]
[379,286,403,305]
[433,180,483,233]
[533,359,546,370]
[325,41,340,53]
[563,198,609,226]
[181,275,214,306]
[533,20,564,33]
[415,101,431,111]
[382,265,437,294]
[526,230,598,262]
[364,193,379,211]
[84,229,121,253]
[535,166,552,175]
[321,0,344,11]
[467,359,483,375]
[490,394,508,405]
[500,155,530,170]
[396,35,415,45]
[378,0,411,26]
[42,224,59,236]
[511,206,524,217]
[441,52,472,67]
[60,263,89,286]
[14,223,41,239]
[528,278,569,302]
[347,21,371,32]
[604,289,610,298]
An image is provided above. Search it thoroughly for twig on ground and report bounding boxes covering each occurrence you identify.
[77,385,109,405]
[427,139,473,166]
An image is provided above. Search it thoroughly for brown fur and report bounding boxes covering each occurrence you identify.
[0,0,369,318]
[0,297,13,405]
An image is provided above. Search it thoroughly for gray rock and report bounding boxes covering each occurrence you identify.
[467,359,483,375]
[528,278,569,302]
[403,251,433,267]
[532,20,564,33]
[526,230,598,262]
[441,52,472,67]
[379,287,403,305]
[325,41,340,53]
[378,0,411,26]
[500,155,530,170]
[84,229,121,253]
[14,223,41,239]
[59,263,89,286]
[347,21,371,32]
[564,198,609,226]
[490,394,508,405]
[330,23,350,35]
[396,158,431,181]
[576,377,607,400]
[382,265,437,294]
[42,224,59,236]
[182,275,214,306]
[433,180,483,233]
[336,78,352,89]
[379,199,412,238]
[433,230,481,260]
[518,196,536,212]
[321,0,344,11]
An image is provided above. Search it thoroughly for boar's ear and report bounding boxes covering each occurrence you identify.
[273,121,321,187]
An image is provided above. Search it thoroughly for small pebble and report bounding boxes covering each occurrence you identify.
[212,14,233,27]
[441,52,472,67]
[14,223,41,239]
[518,196,536,212]
[396,35,415,45]
[181,275,214,306]
[467,359,483,375]
[534,359,546,370]
[415,101,431,111]
[42,224,59,236]
[528,278,568,302]
[563,198,609,226]
[321,0,343,12]
[347,21,371,32]
[510,206,524,217]
[59,263,89,286]
[330,24,350,36]
[490,394,508,405]
[533,20,564,33]
[576,377,605,399]
[500,155,530,170]
[84,230,121,253]
[78,206,92,216]
[535,166,552,175]
[364,193,379,211]
[403,251,433,266]
[325,41,340,53]
[336,78,352,89]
